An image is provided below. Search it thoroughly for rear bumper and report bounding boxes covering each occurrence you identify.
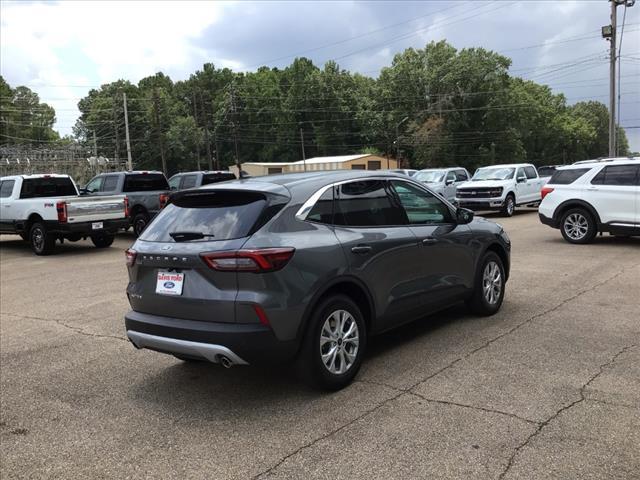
[124,310,298,365]
[46,218,130,235]
[538,212,558,228]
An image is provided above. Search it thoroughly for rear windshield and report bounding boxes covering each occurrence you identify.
[20,177,77,198]
[549,168,590,185]
[140,191,271,242]
[202,173,236,185]
[123,174,169,192]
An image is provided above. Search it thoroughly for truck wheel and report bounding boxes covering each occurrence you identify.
[560,208,597,244]
[132,212,150,237]
[29,222,55,255]
[91,233,115,248]
[296,294,366,391]
[501,194,515,217]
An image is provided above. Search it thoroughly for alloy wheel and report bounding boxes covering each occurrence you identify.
[482,261,502,305]
[32,227,44,252]
[319,309,360,375]
[563,213,588,240]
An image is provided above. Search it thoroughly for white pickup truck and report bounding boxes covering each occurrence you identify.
[0,174,129,255]
[455,163,547,217]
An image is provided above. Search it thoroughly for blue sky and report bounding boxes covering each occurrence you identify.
[1,0,639,150]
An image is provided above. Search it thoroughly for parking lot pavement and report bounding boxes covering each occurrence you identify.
[1,210,639,479]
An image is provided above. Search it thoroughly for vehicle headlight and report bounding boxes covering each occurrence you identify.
[491,187,504,197]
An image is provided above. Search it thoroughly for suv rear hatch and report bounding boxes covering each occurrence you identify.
[127,188,289,323]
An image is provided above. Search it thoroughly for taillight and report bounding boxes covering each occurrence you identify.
[125,248,137,267]
[541,186,554,200]
[159,193,169,209]
[56,201,67,223]
[201,248,295,273]
[124,196,130,217]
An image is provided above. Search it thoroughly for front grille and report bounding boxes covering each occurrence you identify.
[456,187,503,198]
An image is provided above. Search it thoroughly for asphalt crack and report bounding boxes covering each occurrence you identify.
[497,343,638,480]
[6,313,126,342]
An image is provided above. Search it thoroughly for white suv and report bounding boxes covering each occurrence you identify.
[538,158,639,243]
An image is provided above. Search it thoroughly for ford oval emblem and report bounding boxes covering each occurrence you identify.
[164,281,175,288]
[161,245,173,251]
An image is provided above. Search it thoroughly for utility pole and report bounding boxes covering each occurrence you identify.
[199,91,213,171]
[122,92,133,171]
[299,128,306,171]
[152,88,167,175]
[113,97,120,164]
[230,83,240,173]
[192,91,201,170]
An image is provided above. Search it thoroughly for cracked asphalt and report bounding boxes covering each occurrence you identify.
[1,210,639,479]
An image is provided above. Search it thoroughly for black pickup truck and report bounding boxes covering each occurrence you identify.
[82,171,170,236]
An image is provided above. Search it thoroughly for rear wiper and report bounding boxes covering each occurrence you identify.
[169,231,216,242]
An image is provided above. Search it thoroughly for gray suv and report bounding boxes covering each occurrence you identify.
[125,171,510,390]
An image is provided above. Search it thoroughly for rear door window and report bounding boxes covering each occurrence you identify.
[20,177,77,198]
[180,175,198,189]
[1,180,15,198]
[123,173,169,192]
[524,166,538,179]
[455,170,468,182]
[101,175,119,192]
[307,188,334,224]
[549,168,591,185]
[140,191,272,242]
[334,180,406,227]
[591,165,639,186]
[391,181,453,224]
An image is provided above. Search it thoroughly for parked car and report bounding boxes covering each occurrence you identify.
[455,163,545,217]
[124,170,510,390]
[389,169,418,177]
[81,171,170,236]
[0,174,129,255]
[413,167,471,202]
[168,171,236,191]
[536,165,561,180]
[539,158,639,243]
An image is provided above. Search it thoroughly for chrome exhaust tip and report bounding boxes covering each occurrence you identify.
[218,355,233,368]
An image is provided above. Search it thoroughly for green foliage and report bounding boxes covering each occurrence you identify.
[3,40,634,173]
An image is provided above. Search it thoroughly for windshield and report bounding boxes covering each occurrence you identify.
[472,168,515,181]
[414,170,445,183]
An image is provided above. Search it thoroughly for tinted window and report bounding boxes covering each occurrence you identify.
[549,168,590,185]
[537,166,556,177]
[122,173,169,192]
[85,176,103,193]
[455,170,468,182]
[202,173,235,185]
[334,180,405,227]
[391,181,453,224]
[140,191,269,242]
[307,188,334,224]
[101,175,119,192]
[524,166,538,179]
[1,180,15,198]
[168,176,181,191]
[591,165,639,186]
[181,175,198,189]
[20,177,77,198]
[516,168,527,180]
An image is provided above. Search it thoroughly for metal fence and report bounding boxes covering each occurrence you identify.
[0,146,127,184]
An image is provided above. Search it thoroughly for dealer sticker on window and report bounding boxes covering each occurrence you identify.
[156,271,184,296]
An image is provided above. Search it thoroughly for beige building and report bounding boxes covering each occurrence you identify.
[229,154,397,177]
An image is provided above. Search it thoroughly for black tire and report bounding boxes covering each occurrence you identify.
[466,251,506,316]
[297,294,367,391]
[501,194,515,217]
[560,208,597,244]
[29,222,55,255]
[91,233,115,248]
[132,212,150,237]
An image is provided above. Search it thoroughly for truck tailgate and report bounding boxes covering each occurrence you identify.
[66,196,127,223]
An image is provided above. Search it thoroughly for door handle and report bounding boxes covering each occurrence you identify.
[351,245,372,254]
[422,237,438,245]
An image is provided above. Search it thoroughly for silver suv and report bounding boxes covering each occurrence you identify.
[124,171,510,390]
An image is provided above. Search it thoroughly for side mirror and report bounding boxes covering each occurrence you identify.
[445,178,455,186]
[78,187,88,195]
[170,186,177,191]
[517,176,527,183]
[456,207,474,224]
